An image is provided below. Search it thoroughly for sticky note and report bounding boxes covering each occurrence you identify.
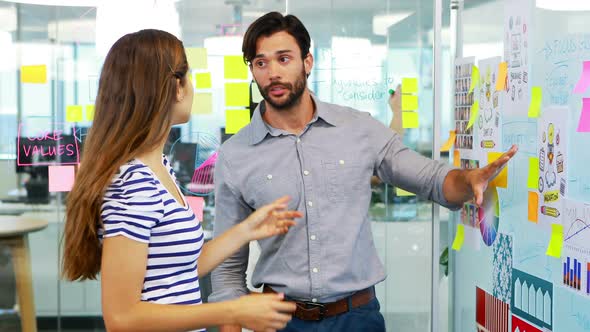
[528,191,539,223]
[496,62,508,91]
[85,105,95,121]
[453,150,460,167]
[466,100,479,130]
[224,55,248,80]
[251,84,264,103]
[21,65,47,84]
[528,86,542,118]
[396,188,415,196]
[402,111,419,128]
[545,223,564,258]
[440,130,456,152]
[195,72,212,89]
[402,78,418,94]
[192,92,213,115]
[527,157,539,189]
[402,94,418,111]
[468,65,479,94]
[66,105,83,122]
[487,152,508,188]
[225,82,250,107]
[577,98,590,132]
[48,165,75,192]
[452,224,465,251]
[186,196,205,221]
[185,47,208,69]
[573,61,590,94]
[226,109,251,134]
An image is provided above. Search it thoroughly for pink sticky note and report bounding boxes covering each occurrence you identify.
[186,196,204,221]
[577,98,590,132]
[48,165,75,192]
[573,61,590,94]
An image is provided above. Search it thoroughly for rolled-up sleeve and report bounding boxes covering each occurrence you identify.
[208,150,254,302]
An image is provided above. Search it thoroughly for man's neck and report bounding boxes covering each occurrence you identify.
[262,90,315,135]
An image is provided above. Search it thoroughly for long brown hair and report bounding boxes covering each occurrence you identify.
[62,29,189,280]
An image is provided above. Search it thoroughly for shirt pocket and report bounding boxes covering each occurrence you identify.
[245,169,301,211]
[321,159,364,203]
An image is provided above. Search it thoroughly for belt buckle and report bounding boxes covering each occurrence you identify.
[302,301,326,321]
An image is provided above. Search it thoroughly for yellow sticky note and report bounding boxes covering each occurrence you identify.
[527,157,539,189]
[195,72,212,89]
[466,100,479,130]
[402,94,418,111]
[185,47,208,69]
[546,223,564,258]
[496,62,508,91]
[85,105,95,121]
[402,111,419,128]
[224,55,248,80]
[66,105,83,122]
[528,86,542,118]
[226,109,251,134]
[251,84,264,103]
[225,82,250,107]
[469,65,479,94]
[402,78,418,94]
[21,65,47,84]
[453,150,460,167]
[396,188,415,196]
[528,191,539,223]
[452,224,465,251]
[441,130,456,152]
[192,92,213,115]
[487,152,508,188]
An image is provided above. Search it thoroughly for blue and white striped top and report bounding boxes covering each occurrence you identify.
[100,156,204,311]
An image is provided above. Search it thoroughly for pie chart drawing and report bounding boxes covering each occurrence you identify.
[479,187,500,246]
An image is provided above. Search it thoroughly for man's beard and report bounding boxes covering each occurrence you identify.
[257,68,307,110]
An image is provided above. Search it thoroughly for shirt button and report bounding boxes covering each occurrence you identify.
[303,170,310,176]
[310,235,316,240]
[339,160,345,165]
[267,174,273,180]
[297,138,301,143]
[311,298,318,303]
[312,267,319,273]
[308,201,313,207]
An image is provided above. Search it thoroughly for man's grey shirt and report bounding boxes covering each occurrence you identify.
[209,94,457,303]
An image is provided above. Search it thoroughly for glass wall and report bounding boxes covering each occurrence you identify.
[0,1,453,331]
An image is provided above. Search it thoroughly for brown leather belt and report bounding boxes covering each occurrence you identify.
[263,285,375,321]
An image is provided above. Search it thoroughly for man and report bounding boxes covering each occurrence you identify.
[210,12,517,331]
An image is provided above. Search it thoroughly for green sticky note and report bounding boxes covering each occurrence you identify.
[185,47,208,69]
[226,109,251,134]
[195,72,212,89]
[527,157,539,189]
[192,92,213,115]
[469,65,479,94]
[21,65,47,84]
[85,105,95,121]
[402,111,419,128]
[224,55,248,80]
[401,94,418,111]
[528,86,542,118]
[251,84,264,103]
[225,82,250,107]
[466,100,479,130]
[402,78,418,94]
[452,224,465,251]
[545,223,564,258]
[396,188,415,196]
[66,105,83,122]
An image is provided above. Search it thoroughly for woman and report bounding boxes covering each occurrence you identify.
[62,29,298,332]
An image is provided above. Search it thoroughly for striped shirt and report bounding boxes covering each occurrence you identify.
[100,156,205,323]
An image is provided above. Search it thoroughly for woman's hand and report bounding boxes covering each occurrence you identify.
[240,196,302,242]
[230,293,296,331]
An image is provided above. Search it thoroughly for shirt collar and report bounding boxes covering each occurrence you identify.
[248,93,341,145]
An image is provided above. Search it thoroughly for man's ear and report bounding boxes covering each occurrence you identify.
[304,52,313,77]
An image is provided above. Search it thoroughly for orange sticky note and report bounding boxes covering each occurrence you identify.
[48,165,75,192]
[487,152,508,188]
[528,191,539,223]
[453,150,460,167]
[496,62,507,91]
[441,130,456,152]
[186,196,205,221]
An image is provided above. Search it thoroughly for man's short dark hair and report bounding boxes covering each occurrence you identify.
[242,12,311,65]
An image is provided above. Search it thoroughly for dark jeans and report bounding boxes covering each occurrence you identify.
[279,297,385,332]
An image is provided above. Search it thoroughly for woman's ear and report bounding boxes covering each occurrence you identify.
[175,78,184,102]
